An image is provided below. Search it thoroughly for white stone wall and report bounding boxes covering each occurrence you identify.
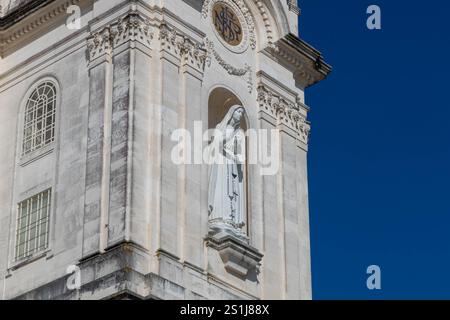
[0,43,90,299]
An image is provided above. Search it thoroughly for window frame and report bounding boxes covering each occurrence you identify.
[18,77,60,166]
[14,188,52,262]
[8,181,55,272]
[21,81,57,156]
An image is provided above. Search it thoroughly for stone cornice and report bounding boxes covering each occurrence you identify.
[286,0,301,16]
[0,0,82,58]
[266,33,332,88]
[0,0,56,30]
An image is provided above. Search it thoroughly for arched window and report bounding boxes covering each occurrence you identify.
[22,81,57,156]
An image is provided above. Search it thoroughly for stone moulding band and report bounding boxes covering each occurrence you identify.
[0,0,82,57]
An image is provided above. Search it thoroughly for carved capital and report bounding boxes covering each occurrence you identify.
[87,13,154,63]
[257,84,310,144]
[87,26,114,62]
[159,23,207,72]
[112,13,153,48]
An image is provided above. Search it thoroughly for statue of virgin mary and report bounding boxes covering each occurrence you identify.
[207,105,247,239]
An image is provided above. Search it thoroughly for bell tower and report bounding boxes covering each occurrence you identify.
[0,0,330,300]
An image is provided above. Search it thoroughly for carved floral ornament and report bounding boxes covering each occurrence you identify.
[204,37,253,93]
[86,14,255,90]
[87,13,154,61]
[257,85,311,144]
[159,23,208,70]
[86,15,207,71]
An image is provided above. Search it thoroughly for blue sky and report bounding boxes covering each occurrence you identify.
[300,1,450,299]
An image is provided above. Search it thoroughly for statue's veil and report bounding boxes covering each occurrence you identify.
[214,105,245,133]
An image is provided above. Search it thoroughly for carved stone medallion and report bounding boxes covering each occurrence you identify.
[206,0,252,53]
[212,2,243,47]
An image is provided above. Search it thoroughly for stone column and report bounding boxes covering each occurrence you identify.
[83,13,155,256]
[106,14,153,249]
[295,103,313,299]
[83,26,114,258]
[157,23,183,257]
[128,16,155,252]
[179,39,206,269]
[256,85,284,299]
[278,106,303,299]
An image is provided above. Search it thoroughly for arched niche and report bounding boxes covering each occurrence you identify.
[205,89,263,280]
[208,87,248,131]
[207,86,250,239]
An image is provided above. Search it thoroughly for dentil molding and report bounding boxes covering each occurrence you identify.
[0,0,82,57]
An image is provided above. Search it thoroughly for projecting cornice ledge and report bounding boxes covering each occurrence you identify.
[0,0,83,58]
[0,0,56,30]
[265,33,332,88]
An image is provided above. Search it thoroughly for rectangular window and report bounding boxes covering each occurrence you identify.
[15,189,51,261]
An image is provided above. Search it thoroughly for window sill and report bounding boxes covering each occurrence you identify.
[19,143,55,167]
[8,249,53,273]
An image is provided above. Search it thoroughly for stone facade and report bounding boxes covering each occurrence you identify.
[0,0,330,300]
